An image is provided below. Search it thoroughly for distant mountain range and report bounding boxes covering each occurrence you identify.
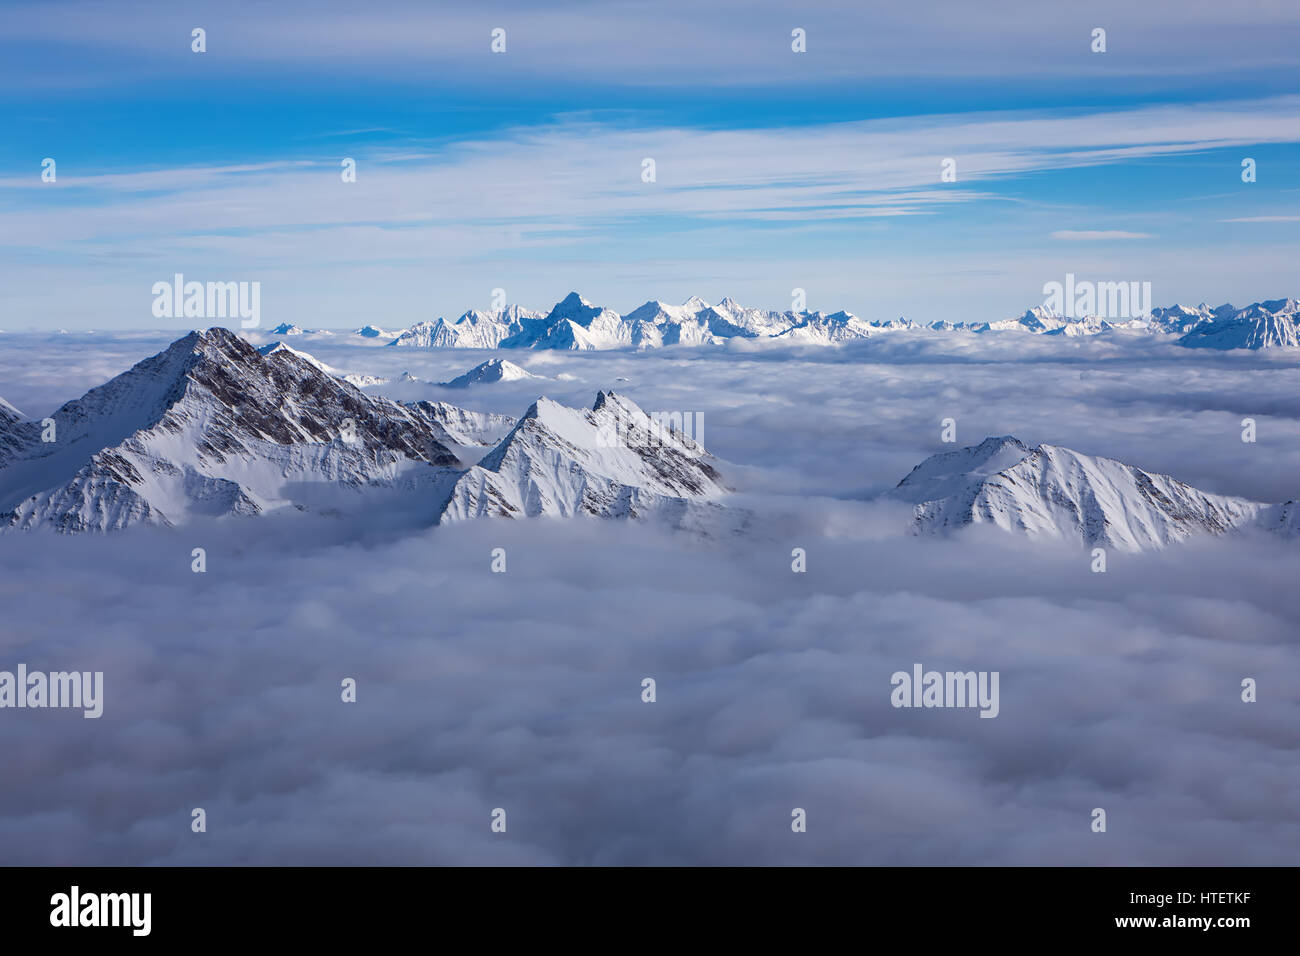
[260,294,1300,351]
[0,329,1295,547]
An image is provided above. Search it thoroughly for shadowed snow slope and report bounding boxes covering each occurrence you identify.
[893,436,1265,551]
[0,328,463,532]
[1179,300,1300,349]
[256,340,387,387]
[437,391,728,522]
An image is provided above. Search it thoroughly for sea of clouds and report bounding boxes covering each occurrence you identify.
[0,330,1297,864]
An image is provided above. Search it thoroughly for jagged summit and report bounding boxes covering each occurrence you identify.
[389,304,546,349]
[371,293,1300,351]
[437,390,725,522]
[1179,299,1300,349]
[0,332,734,534]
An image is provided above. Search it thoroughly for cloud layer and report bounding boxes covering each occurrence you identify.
[0,332,1296,864]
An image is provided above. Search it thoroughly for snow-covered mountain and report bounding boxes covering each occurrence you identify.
[708,297,799,338]
[0,328,465,532]
[354,324,399,339]
[1179,299,1300,350]
[440,358,540,389]
[372,293,1300,351]
[0,332,733,533]
[437,391,727,522]
[868,317,920,331]
[266,322,339,336]
[0,395,26,468]
[506,293,651,350]
[1261,499,1300,537]
[390,305,548,349]
[892,436,1264,552]
[774,310,874,345]
[1146,304,1216,335]
[407,402,517,448]
[256,341,387,388]
[624,299,719,346]
[970,306,1070,334]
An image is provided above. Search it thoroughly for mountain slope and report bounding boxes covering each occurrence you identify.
[257,341,387,387]
[0,329,462,532]
[355,324,398,339]
[1179,300,1300,349]
[0,395,26,468]
[892,436,1263,551]
[441,358,540,389]
[774,311,873,344]
[437,391,727,522]
[390,305,547,349]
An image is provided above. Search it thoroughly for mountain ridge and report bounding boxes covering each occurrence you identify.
[327,293,1300,351]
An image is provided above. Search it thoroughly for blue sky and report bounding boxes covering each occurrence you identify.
[3,0,1300,329]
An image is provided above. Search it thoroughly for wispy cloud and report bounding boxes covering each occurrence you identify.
[1219,215,1300,222]
[4,0,1300,88]
[1051,230,1154,240]
[5,97,1300,327]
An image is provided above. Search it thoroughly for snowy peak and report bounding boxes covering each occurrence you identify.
[440,358,540,389]
[894,436,1262,551]
[369,292,1300,351]
[437,390,725,522]
[625,298,708,324]
[391,305,548,349]
[1179,303,1300,350]
[775,310,873,345]
[0,328,463,532]
[893,436,1034,503]
[388,320,442,348]
[545,292,616,328]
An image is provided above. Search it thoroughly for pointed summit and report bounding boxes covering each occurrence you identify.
[440,358,540,389]
[437,391,725,522]
[0,328,461,532]
[893,436,1261,551]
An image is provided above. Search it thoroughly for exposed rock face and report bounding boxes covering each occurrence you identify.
[0,328,462,532]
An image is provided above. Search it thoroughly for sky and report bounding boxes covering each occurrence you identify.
[3,0,1300,328]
